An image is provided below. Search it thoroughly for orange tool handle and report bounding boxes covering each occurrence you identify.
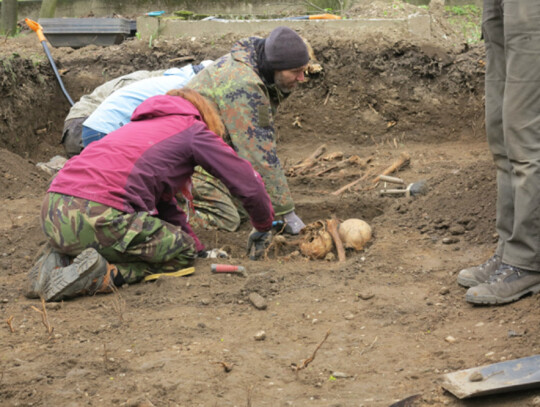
[211,264,245,273]
[25,18,47,42]
[309,13,342,20]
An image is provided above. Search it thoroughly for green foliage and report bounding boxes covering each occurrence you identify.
[173,10,193,20]
[445,4,482,44]
[446,4,481,16]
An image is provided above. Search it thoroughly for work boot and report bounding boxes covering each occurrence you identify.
[466,264,540,305]
[43,248,112,302]
[26,245,70,299]
[457,255,501,288]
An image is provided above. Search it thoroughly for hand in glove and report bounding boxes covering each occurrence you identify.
[246,229,272,260]
[282,211,306,235]
[197,248,229,259]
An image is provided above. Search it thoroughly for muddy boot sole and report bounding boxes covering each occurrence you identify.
[26,246,70,299]
[43,248,103,302]
[466,282,540,305]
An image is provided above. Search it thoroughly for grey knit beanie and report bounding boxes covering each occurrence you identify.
[264,27,309,70]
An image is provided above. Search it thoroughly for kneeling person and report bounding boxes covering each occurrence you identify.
[27,89,274,301]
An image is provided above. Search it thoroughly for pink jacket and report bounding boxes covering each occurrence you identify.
[49,95,274,251]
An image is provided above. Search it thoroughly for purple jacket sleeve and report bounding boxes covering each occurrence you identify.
[156,198,205,252]
[190,124,274,231]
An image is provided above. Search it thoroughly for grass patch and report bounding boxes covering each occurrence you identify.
[445,4,482,44]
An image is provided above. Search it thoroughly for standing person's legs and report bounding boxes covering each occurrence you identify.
[457,0,506,287]
[465,0,540,304]
[500,0,540,271]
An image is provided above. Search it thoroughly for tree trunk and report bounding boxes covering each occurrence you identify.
[39,0,58,19]
[0,0,18,36]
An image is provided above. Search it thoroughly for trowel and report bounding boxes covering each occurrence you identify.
[441,355,540,399]
[378,175,428,197]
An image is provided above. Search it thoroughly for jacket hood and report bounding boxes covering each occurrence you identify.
[131,94,201,122]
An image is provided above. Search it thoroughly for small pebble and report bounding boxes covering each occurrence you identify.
[344,312,355,320]
[442,237,459,245]
[249,292,267,310]
[332,371,350,378]
[1,298,8,303]
[449,225,465,235]
[445,335,456,343]
[357,292,374,300]
[469,371,483,382]
[507,330,523,338]
[254,330,266,341]
[439,287,450,295]
[200,299,210,306]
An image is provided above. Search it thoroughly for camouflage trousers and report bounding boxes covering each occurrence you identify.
[41,192,197,284]
[183,167,248,232]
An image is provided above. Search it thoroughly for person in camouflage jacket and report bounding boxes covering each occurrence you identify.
[187,26,309,234]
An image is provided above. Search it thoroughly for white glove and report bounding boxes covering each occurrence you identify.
[283,211,306,235]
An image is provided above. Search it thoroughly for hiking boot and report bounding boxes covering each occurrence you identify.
[43,248,110,302]
[457,255,501,288]
[466,264,540,305]
[26,245,70,299]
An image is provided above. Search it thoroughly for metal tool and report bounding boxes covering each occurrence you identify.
[379,174,405,185]
[25,18,74,106]
[380,179,427,197]
[442,355,540,399]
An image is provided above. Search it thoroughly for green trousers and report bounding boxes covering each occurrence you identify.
[483,0,540,271]
[41,192,197,284]
[183,167,248,232]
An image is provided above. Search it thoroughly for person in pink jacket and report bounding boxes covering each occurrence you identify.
[26,89,274,302]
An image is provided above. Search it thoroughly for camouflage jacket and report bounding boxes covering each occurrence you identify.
[187,37,294,216]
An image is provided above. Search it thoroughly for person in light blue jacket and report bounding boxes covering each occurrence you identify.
[81,61,212,147]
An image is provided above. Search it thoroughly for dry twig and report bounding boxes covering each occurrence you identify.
[31,298,54,338]
[168,55,195,63]
[315,155,372,177]
[359,336,378,355]
[110,284,126,322]
[215,361,234,372]
[331,170,373,196]
[6,316,15,333]
[291,329,331,372]
[246,384,254,407]
[288,144,327,176]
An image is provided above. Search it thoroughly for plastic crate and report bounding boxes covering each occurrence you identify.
[39,18,132,48]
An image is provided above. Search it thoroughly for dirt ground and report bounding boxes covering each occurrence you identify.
[1,3,540,407]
